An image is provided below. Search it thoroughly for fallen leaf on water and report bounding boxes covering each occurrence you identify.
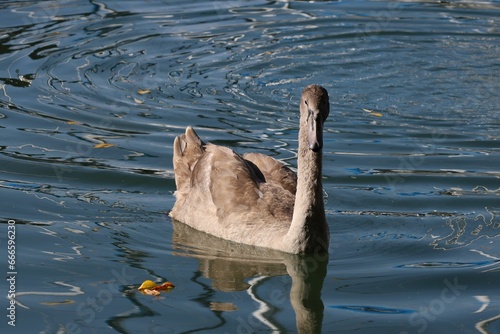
[138,280,175,296]
[137,89,151,95]
[362,108,383,117]
[138,280,157,291]
[134,97,145,104]
[152,282,175,291]
[93,143,114,149]
[67,120,81,125]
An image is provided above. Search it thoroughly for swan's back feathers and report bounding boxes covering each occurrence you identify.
[203,145,262,221]
[243,152,297,195]
[193,145,295,224]
[171,127,296,229]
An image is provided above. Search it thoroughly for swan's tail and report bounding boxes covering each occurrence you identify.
[173,126,205,194]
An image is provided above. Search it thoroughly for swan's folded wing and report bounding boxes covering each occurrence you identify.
[202,146,263,221]
[173,126,205,195]
[243,152,297,195]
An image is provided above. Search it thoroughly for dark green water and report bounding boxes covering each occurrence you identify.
[1,0,499,333]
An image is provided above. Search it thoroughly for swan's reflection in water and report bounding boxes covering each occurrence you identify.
[172,220,328,333]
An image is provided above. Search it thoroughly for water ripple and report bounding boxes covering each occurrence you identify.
[329,304,414,315]
[1,1,499,332]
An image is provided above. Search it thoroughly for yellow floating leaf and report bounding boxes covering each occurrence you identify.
[67,120,81,125]
[137,89,151,95]
[93,143,114,149]
[138,280,175,296]
[362,108,383,117]
[138,280,157,291]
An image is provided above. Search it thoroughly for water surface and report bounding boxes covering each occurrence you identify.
[1,0,499,333]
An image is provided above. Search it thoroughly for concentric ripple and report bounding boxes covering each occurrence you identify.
[0,1,500,333]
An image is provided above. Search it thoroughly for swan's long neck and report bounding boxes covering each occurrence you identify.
[285,122,329,254]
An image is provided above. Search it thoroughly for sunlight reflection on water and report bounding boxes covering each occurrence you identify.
[0,0,499,333]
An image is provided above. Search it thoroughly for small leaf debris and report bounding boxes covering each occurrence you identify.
[138,280,175,296]
[363,108,383,117]
[137,89,152,95]
[93,143,114,149]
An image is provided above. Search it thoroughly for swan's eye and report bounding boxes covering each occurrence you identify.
[304,100,308,107]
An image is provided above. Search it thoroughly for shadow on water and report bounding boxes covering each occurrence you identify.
[171,220,328,334]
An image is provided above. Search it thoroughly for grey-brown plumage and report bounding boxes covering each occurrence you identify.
[170,84,330,254]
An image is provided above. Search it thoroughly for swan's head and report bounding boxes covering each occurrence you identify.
[300,85,330,152]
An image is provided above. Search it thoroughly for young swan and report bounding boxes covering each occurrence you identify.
[170,85,330,254]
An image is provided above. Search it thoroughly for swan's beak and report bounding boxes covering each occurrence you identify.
[308,111,323,152]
